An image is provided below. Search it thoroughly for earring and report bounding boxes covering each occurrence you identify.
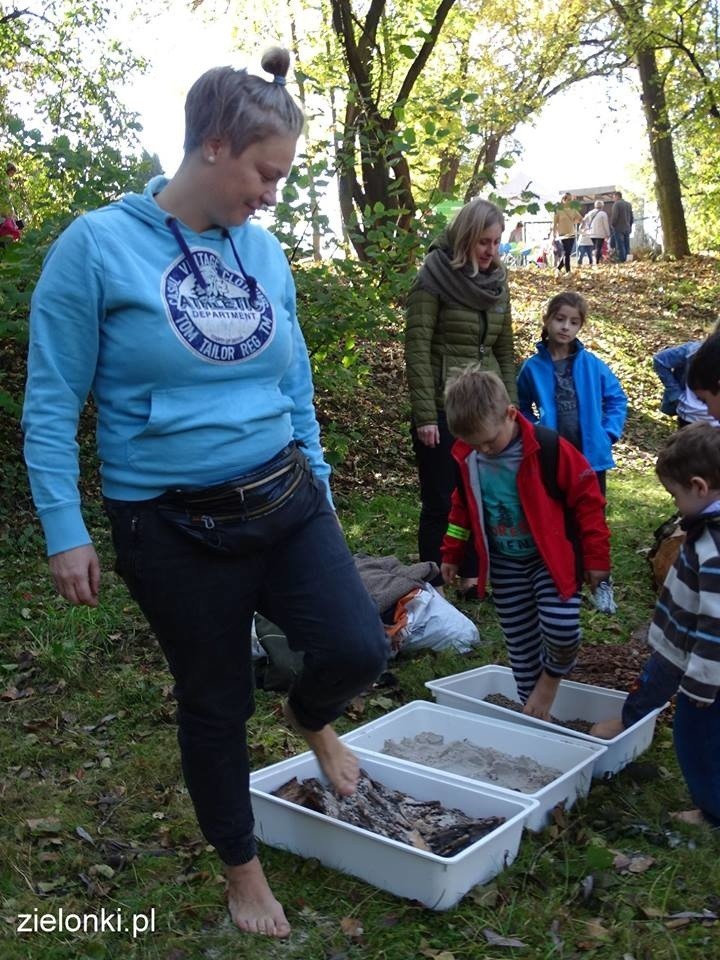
[207,155,216,164]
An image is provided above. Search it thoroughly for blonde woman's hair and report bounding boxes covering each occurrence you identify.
[447,198,504,275]
[445,367,510,439]
[184,47,304,156]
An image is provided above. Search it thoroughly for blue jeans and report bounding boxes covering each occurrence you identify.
[622,651,720,824]
[105,458,388,865]
[614,231,630,262]
[577,244,593,265]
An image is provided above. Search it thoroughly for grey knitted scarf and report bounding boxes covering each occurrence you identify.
[411,237,507,311]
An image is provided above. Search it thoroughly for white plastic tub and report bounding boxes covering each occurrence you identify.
[340,701,606,831]
[426,665,666,778]
[250,750,538,910]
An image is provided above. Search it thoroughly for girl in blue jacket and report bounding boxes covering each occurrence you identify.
[517,292,627,496]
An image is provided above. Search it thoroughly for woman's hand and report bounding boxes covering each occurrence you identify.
[49,545,101,607]
[416,424,440,447]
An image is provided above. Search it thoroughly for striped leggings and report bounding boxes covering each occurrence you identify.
[490,553,582,703]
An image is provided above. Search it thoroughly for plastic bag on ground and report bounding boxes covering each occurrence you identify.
[395,585,481,655]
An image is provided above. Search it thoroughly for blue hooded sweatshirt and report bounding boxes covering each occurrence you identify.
[22,177,331,556]
[517,337,627,472]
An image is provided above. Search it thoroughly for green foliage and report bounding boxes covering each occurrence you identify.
[0,2,155,412]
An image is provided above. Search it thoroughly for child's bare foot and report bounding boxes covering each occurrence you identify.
[669,808,706,825]
[523,672,561,721]
[589,717,624,739]
[283,701,359,796]
[226,857,290,938]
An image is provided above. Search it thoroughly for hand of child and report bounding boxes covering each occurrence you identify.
[440,562,459,585]
[585,569,610,592]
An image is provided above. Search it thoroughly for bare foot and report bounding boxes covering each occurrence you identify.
[283,701,359,796]
[523,671,561,721]
[669,808,706,825]
[589,717,624,739]
[226,857,290,938]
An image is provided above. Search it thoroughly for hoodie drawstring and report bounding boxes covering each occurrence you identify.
[165,216,261,309]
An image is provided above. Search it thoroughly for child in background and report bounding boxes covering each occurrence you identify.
[576,219,594,266]
[688,332,720,422]
[591,424,720,826]
[517,292,627,497]
[441,369,610,720]
[653,340,720,428]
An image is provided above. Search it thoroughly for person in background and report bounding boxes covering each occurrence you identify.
[440,369,610,720]
[509,221,524,244]
[517,292,627,497]
[610,190,633,263]
[553,193,582,274]
[22,47,387,939]
[688,332,720,422]
[653,340,720,428]
[586,200,611,265]
[576,216,594,266]
[404,198,515,596]
[591,424,720,827]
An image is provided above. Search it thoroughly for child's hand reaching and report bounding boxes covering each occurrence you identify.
[440,562,459,585]
[585,569,610,592]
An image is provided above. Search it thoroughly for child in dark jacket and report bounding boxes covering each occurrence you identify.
[441,368,611,720]
[591,423,720,825]
[517,292,627,497]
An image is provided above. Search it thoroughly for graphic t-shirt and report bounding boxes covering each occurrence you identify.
[476,436,538,558]
[554,355,582,450]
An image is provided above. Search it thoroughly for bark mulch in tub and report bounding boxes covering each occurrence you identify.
[273,768,505,857]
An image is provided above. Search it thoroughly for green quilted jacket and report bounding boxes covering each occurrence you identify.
[404,279,516,428]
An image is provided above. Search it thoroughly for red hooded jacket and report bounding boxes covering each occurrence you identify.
[441,413,611,600]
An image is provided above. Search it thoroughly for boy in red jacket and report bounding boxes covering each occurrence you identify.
[441,369,611,720]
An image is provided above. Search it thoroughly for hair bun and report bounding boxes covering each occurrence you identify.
[261,46,290,81]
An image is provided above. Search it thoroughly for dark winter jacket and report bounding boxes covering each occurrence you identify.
[404,274,515,428]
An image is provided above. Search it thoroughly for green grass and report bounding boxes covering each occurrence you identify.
[3,260,720,958]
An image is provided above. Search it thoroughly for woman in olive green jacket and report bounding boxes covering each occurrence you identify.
[404,198,515,588]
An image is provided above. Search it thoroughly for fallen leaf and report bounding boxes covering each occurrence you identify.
[469,882,499,907]
[483,927,527,947]
[369,695,394,710]
[75,825,95,845]
[339,916,364,939]
[25,817,62,835]
[627,854,656,873]
[583,918,610,939]
[36,878,68,894]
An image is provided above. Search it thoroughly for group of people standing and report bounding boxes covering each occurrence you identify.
[18,42,716,942]
[552,190,634,272]
[405,194,720,833]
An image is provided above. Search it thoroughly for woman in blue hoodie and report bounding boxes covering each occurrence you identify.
[517,292,627,497]
[22,47,387,939]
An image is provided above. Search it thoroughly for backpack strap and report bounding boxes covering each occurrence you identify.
[534,424,561,500]
[534,424,583,584]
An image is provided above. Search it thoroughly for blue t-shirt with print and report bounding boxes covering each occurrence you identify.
[476,436,538,558]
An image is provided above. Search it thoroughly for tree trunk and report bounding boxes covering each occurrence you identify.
[635,45,690,257]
